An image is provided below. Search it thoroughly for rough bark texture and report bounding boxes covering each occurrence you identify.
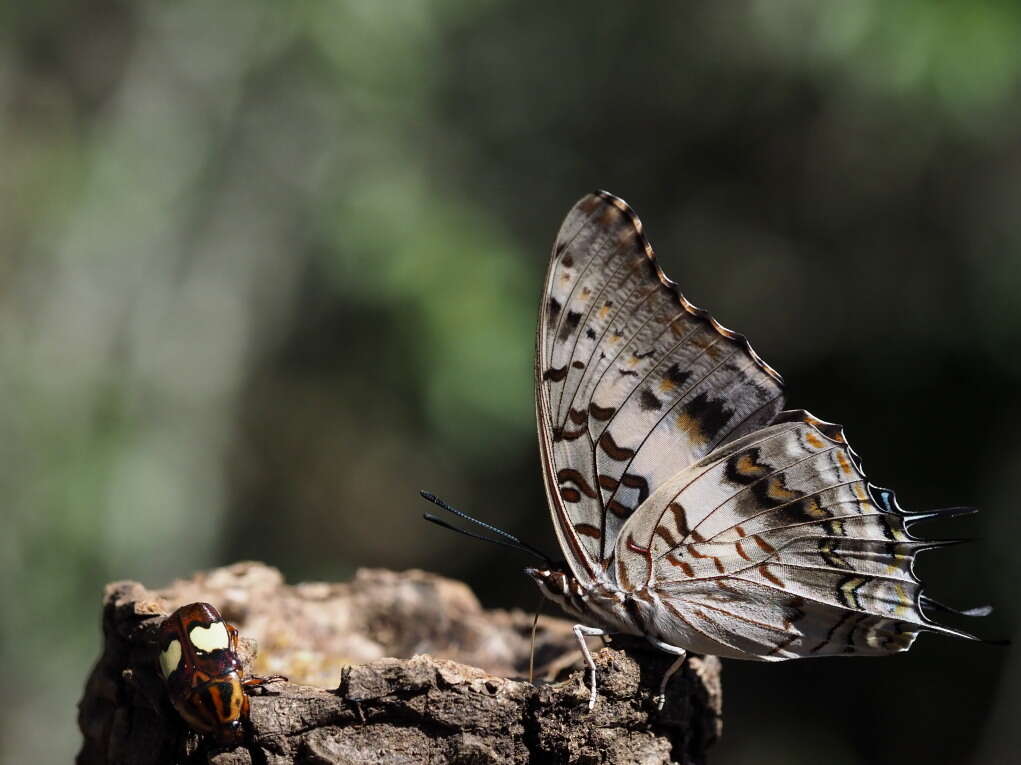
[77,562,722,764]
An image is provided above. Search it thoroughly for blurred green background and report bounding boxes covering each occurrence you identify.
[2,1,1019,762]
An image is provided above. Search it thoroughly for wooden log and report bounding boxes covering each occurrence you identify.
[77,562,721,764]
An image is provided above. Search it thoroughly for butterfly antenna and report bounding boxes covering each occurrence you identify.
[420,491,553,564]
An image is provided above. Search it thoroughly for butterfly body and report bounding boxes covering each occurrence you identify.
[529,191,985,707]
[526,566,643,637]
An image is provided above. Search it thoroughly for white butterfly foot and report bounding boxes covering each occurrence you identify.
[572,624,608,710]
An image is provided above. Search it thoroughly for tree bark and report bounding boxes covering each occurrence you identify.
[77,562,721,764]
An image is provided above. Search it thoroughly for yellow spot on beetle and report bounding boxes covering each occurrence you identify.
[160,639,182,678]
[189,621,230,653]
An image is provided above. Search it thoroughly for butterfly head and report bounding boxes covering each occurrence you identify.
[524,565,589,620]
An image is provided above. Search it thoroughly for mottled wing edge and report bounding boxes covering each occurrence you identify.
[588,190,783,387]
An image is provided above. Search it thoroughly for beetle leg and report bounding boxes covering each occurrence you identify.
[226,622,240,653]
[243,674,287,695]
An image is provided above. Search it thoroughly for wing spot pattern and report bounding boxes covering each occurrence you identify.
[558,310,583,342]
[543,366,568,382]
[836,575,869,610]
[675,392,735,447]
[639,389,662,411]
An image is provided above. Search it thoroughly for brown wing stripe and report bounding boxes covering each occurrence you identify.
[556,468,598,498]
[735,540,751,562]
[655,524,678,548]
[573,523,602,539]
[759,564,784,587]
[589,402,616,421]
[598,474,619,491]
[560,487,581,503]
[620,473,650,503]
[567,407,588,425]
[552,425,587,442]
[667,502,690,537]
[599,431,635,461]
[666,554,694,577]
[607,499,634,518]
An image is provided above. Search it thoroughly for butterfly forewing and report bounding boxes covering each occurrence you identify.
[537,192,784,577]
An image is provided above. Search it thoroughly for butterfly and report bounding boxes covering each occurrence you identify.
[424,190,990,711]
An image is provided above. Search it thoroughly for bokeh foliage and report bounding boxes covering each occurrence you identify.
[1,1,1019,762]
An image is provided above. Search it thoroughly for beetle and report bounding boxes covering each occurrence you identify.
[156,602,283,748]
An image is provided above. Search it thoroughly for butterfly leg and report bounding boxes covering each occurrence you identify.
[647,638,687,710]
[572,624,607,710]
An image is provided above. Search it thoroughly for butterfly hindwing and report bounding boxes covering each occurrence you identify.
[612,411,968,659]
[536,192,785,580]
